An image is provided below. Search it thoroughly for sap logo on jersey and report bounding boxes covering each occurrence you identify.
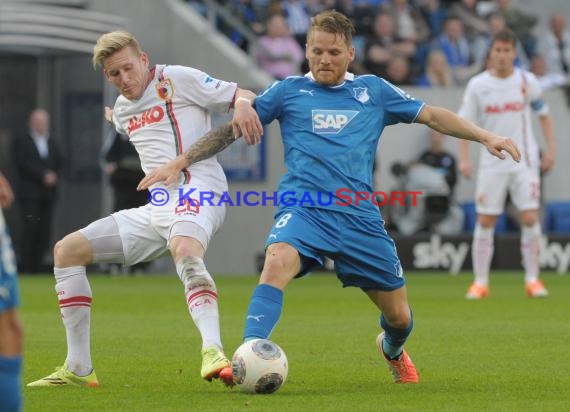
[312,110,358,134]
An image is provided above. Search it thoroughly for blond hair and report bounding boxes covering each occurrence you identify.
[92,30,142,69]
[308,10,355,48]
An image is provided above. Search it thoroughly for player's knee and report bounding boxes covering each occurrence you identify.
[170,236,205,262]
[54,232,92,267]
[477,216,497,229]
[520,214,539,227]
[261,244,300,284]
[383,308,412,330]
[260,260,296,287]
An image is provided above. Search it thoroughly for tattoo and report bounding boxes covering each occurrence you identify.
[184,122,235,165]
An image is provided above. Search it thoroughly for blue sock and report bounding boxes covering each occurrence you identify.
[0,355,22,412]
[380,310,413,360]
[244,284,283,341]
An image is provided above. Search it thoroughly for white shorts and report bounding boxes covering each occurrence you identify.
[81,184,226,266]
[475,167,540,215]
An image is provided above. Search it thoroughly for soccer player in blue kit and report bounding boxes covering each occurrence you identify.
[139,10,521,384]
[0,172,23,411]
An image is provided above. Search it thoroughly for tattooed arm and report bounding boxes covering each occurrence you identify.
[184,122,234,165]
[137,122,234,190]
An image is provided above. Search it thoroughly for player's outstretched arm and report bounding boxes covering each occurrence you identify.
[137,122,234,190]
[416,105,521,162]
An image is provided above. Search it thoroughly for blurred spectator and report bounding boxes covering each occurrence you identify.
[305,0,329,16]
[363,12,416,76]
[530,54,568,91]
[389,131,463,235]
[418,0,447,39]
[418,130,457,195]
[12,108,62,274]
[537,12,570,80]
[336,0,376,67]
[282,0,311,46]
[472,13,530,71]
[337,0,383,39]
[102,132,147,213]
[226,0,264,51]
[416,49,455,87]
[256,13,304,79]
[384,0,431,73]
[449,0,488,41]
[432,17,478,84]
[101,131,150,274]
[494,0,537,58]
[383,55,413,85]
[384,0,430,45]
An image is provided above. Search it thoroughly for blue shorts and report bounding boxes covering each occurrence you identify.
[0,213,19,312]
[265,207,405,291]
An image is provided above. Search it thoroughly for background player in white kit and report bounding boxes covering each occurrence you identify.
[458,29,556,299]
[28,31,263,387]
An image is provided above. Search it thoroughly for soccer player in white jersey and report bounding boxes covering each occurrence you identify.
[458,29,556,299]
[28,31,263,387]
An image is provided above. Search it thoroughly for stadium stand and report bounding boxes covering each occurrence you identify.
[0,1,127,53]
[544,202,570,233]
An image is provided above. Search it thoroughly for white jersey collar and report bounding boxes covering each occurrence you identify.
[304,71,355,86]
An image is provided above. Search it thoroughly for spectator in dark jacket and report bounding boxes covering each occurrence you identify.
[12,108,62,273]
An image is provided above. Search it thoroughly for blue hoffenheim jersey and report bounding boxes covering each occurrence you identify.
[254,73,425,217]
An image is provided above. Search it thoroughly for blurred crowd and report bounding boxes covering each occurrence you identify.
[191,0,570,92]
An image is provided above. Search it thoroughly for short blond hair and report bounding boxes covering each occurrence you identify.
[92,30,142,69]
[308,10,355,48]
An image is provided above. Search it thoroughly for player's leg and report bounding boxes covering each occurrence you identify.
[468,213,498,298]
[244,207,328,341]
[28,225,98,386]
[0,310,23,412]
[334,212,418,383]
[0,212,23,410]
[511,169,547,297]
[518,209,547,295]
[28,209,157,387]
[170,226,230,380]
[220,208,334,384]
[166,190,231,381]
[468,171,508,299]
[244,242,301,341]
[366,288,418,383]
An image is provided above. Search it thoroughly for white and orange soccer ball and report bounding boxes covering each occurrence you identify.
[231,339,288,394]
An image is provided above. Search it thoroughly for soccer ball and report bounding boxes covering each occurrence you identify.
[231,339,288,394]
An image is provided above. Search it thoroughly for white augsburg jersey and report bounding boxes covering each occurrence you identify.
[112,64,237,194]
[458,68,549,172]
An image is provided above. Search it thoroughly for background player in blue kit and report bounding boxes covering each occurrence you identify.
[0,172,23,411]
[139,10,521,384]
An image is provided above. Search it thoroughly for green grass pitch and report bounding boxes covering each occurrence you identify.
[21,272,570,411]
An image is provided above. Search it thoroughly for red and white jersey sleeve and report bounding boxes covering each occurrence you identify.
[112,64,238,194]
[458,69,547,172]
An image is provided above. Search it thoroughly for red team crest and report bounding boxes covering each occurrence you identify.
[156,78,174,100]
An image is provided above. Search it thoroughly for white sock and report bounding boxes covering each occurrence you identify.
[176,257,222,351]
[472,224,494,287]
[521,223,541,283]
[54,266,93,376]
